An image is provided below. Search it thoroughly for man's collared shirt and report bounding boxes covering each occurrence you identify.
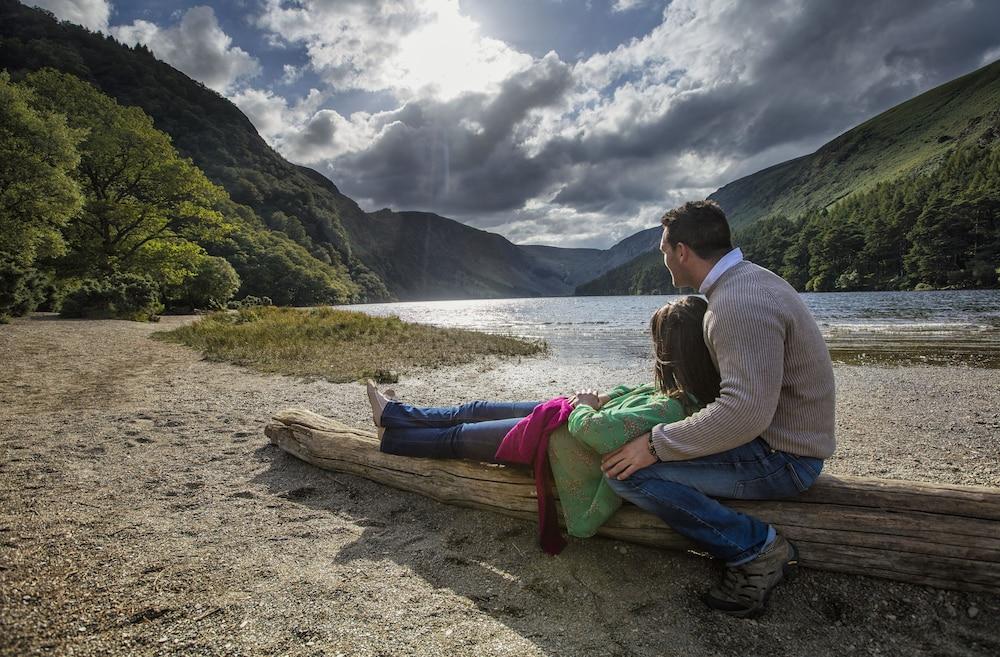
[698,247,743,295]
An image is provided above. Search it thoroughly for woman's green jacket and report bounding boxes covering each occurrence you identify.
[547,383,689,538]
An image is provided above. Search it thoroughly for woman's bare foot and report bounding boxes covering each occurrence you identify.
[366,379,391,434]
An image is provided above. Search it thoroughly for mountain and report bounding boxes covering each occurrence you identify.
[300,161,646,298]
[519,226,662,291]
[575,250,678,296]
[0,1,390,297]
[8,1,993,302]
[577,59,1000,294]
[344,209,579,299]
[712,59,1000,229]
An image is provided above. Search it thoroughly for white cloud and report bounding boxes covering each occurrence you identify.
[228,88,299,142]
[28,0,110,32]
[255,0,533,100]
[982,45,1000,66]
[611,0,650,13]
[280,64,303,85]
[112,6,260,94]
[283,109,376,163]
[229,86,373,163]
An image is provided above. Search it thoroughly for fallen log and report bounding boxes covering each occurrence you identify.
[265,408,1000,594]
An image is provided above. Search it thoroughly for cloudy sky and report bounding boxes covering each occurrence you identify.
[29,0,1000,248]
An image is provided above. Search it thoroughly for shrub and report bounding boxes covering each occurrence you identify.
[60,273,163,321]
[0,257,50,321]
[35,275,67,312]
[178,256,241,310]
[226,295,273,309]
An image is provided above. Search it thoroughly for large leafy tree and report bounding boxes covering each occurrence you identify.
[0,70,82,265]
[21,68,230,277]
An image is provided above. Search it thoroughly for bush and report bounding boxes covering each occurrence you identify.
[226,295,273,310]
[60,273,163,321]
[178,256,241,310]
[35,275,67,312]
[0,257,50,321]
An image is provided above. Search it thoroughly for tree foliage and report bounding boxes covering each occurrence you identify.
[0,255,50,321]
[0,70,82,266]
[0,65,362,318]
[175,256,241,310]
[738,139,1000,291]
[22,69,229,277]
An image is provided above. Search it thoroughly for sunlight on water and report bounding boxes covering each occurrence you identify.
[340,290,1000,367]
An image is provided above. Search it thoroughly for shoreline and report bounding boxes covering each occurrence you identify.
[2,314,998,656]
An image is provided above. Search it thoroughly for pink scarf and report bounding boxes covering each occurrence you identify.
[494,397,574,555]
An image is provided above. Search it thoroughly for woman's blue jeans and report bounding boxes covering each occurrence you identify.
[605,437,823,565]
[379,400,543,463]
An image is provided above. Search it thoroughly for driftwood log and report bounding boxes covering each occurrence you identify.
[265,408,1000,594]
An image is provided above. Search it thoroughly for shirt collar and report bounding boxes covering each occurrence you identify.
[698,247,743,295]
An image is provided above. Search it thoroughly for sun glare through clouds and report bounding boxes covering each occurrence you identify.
[391,2,531,100]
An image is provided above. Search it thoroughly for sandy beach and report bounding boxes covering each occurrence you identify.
[1,313,999,657]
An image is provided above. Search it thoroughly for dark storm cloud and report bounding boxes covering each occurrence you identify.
[524,0,1000,221]
[330,52,573,214]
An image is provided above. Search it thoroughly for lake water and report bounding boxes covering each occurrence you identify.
[340,290,1000,367]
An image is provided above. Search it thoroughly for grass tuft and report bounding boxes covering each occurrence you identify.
[153,306,547,382]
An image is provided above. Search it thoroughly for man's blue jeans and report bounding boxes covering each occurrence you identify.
[606,437,823,565]
[380,400,543,462]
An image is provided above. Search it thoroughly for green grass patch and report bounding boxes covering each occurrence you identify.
[153,306,547,382]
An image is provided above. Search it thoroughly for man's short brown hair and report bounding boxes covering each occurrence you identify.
[661,200,733,260]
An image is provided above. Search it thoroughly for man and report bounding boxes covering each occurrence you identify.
[600,200,836,618]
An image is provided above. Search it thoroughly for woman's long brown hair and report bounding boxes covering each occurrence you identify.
[650,296,720,415]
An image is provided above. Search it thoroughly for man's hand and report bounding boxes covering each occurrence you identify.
[601,432,658,480]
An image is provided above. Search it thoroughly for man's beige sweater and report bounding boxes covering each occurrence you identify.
[650,260,836,461]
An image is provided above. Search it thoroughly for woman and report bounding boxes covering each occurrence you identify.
[367,296,720,537]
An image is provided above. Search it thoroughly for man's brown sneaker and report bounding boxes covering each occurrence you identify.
[702,534,799,618]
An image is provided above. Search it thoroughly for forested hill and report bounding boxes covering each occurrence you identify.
[0,0,626,302]
[712,59,1000,229]
[576,59,1000,295]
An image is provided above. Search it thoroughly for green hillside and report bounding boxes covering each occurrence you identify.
[712,59,1000,228]
[578,59,1000,295]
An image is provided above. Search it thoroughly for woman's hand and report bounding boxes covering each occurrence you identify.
[569,389,602,409]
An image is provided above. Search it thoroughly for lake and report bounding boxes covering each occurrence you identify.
[340,290,1000,368]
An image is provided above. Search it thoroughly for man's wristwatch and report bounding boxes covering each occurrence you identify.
[647,434,663,462]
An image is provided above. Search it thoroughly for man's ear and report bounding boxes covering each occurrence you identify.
[675,241,690,262]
